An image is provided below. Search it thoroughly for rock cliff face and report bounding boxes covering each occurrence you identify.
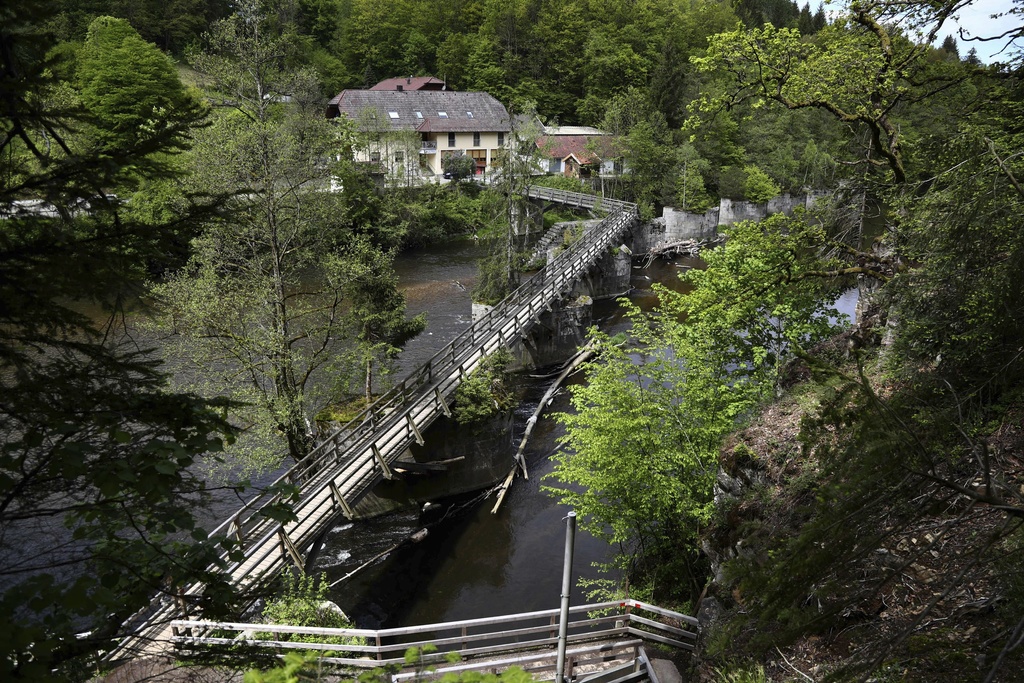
[693,370,1024,682]
[698,399,804,626]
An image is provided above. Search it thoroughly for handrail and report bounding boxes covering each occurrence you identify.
[170,599,696,666]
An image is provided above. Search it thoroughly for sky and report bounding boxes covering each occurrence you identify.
[940,0,1020,62]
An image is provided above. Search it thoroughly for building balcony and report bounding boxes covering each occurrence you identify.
[420,141,437,153]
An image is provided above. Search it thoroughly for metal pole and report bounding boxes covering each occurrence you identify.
[555,511,576,683]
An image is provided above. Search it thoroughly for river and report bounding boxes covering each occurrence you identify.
[311,239,704,629]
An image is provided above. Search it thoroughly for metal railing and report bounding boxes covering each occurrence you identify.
[170,599,697,671]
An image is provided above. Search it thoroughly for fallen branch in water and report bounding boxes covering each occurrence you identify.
[492,340,597,514]
[649,236,722,258]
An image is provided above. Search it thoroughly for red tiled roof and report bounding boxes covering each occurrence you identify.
[537,135,618,164]
[370,76,448,91]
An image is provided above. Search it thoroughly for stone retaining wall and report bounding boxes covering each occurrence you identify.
[660,192,827,245]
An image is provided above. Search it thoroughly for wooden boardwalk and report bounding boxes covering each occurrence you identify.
[116,189,638,657]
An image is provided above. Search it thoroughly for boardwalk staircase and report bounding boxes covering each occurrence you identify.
[170,600,696,682]
[522,187,630,268]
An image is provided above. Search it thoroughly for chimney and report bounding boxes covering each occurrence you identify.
[407,76,412,85]
[397,85,403,91]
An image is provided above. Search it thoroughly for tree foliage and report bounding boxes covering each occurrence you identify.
[77,16,205,151]
[1,4,251,678]
[676,2,1024,677]
[258,571,363,647]
[340,239,427,402]
[156,1,422,469]
[547,215,848,596]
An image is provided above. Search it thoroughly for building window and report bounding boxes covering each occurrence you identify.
[472,132,480,147]
[370,151,381,163]
[497,132,504,146]
[394,151,404,163]
[469,149,486,174]
[414,111,423,119]
[448,132,456,147]
[388,111,399,119]
[466,111,474,118]
[438,111,448,118]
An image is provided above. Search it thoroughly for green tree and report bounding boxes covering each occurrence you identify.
[742,164,780,202]
[77,15,206,158]
[689,12,965,184]
[675,142,714,212]
[442,151,477,184]
[340,239,426,402]
[602,88,677,217]
[684,3,1024,678]
[472,106,544,305]
[155,0,375,468]
[0,3,253,678]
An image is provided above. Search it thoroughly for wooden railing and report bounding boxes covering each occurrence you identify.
[170,599,697,672]
[526,186,634,214]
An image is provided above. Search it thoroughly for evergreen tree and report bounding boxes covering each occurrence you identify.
[1,3,252,678]
[77,16,205,152]
[798,2,813,35]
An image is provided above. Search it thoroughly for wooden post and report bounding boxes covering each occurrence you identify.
[229,513,243,546]
[435,387,452,417]
[407,414,425,446]
[372,444,393,479]
[279,528,304,570]
[329,480,355,519]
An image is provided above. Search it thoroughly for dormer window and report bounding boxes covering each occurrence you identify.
[438,111,448,118]
[388,111,399,119]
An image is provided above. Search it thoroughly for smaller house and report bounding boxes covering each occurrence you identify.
[536,126,622,178]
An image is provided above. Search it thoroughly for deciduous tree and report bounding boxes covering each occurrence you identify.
[156,0,420,468]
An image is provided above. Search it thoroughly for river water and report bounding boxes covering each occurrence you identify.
[312,238,703,629]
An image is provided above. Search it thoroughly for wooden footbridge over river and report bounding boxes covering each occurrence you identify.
[115,188,640,658]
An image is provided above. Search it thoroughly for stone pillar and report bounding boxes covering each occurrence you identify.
[515,296,593,369]
[578,246,632,300]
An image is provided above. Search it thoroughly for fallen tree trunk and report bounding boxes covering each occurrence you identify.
[492,341,597,514]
